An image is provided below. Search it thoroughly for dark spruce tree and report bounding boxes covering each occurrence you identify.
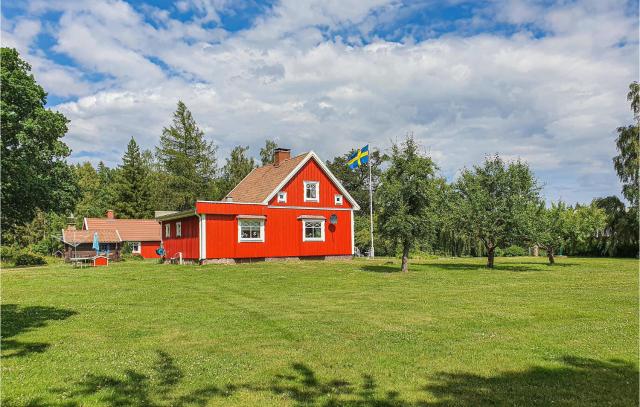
[156,101,218,210]
[0,47,78,234]
[114,138,152,218]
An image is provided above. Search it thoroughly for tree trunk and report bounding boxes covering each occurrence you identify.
[401,242,410,273]
[487,246,495,268]
[547,246,555,265]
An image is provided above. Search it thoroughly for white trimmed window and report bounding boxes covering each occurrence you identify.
[165,224,171,238]
[277,191,287,203]
[334,194,343,205]
[176,222,182,237]
[131,242,141,253]
[303,220,325,242]
[238,220,265,242]
[304,181,319,202]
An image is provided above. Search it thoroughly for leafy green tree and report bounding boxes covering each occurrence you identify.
[593,196,638,257]
[0,47,78,234]
[74,162,105,218]
[566,203,607,256]
[326,148,387,254]
[12,209,67,255]
[156,101,218,210]
[613,81,639,207]
[220,146,256,197]
[113,138,153,218]
[376,136,444,272]
[454,155,541,268]
[259,139,278,166]
[534,201,573,265]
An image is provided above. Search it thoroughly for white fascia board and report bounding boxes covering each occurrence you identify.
[261,151,361,210]
[155,209,197,222]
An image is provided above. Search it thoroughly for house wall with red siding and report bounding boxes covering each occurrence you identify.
[268,160,353,208]
[204,208,352,259]
[162,216,200,259]
[140,241,161,258]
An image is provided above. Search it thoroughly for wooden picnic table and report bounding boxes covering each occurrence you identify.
[70,257,94,268]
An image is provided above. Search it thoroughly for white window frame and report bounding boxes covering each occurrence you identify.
[238,219,265,242]
[176,221,182,237]
[277,191,287,203]
[131,241,141,254]
[303,181,319,202]
[334,194,343,205]
[302,219,325,242]
[165,223,171,238]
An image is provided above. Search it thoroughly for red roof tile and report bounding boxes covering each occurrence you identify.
[62,229,122,244]
[225,153,308,203]
[84,218,161,242]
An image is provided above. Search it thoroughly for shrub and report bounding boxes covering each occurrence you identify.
[499,245,528,257]
[14,251,47,266]
[121,253,144,261]
[29,241,50,256]
[121,242,133,255]
[1,246,19,262]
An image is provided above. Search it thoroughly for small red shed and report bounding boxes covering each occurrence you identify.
[157,149,360,263]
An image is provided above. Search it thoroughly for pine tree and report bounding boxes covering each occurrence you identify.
[156,101,218,210]
[114,138,152,218]
[220,146,255,197]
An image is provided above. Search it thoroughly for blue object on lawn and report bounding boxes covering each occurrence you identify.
[92,232,100,254]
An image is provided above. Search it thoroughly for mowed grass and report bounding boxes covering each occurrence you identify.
[2,257,638,406]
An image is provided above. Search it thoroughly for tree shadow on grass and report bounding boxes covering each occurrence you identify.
[360,264,403,273]
[20,354,637,407]
[423,356,638,406]
[414,261,578,273]
[1,304,77,359]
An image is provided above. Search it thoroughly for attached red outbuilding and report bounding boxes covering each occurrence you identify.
[158,149,360,263]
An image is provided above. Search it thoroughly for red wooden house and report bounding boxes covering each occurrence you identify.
[83,210,162,258]
[157,148,360,263]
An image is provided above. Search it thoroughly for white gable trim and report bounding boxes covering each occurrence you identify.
[261,151,361,210]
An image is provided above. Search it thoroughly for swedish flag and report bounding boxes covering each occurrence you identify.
[348,145,369,169]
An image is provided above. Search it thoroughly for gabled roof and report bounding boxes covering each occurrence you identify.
[225,153,307,203]
[62,229,122,245]
[84,218,161,241]
[225,151,360,210]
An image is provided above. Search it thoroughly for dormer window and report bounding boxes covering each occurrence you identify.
[304,181,319,202]
[334,194,343,205]
[277,191,287,203]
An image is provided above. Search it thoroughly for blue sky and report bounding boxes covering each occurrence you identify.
[2,0,638,204]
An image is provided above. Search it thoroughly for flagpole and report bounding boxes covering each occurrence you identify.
[368,146,374,258]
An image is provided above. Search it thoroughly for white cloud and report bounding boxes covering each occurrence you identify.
[3,0,638,204]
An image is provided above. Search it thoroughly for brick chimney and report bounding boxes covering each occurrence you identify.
[273,148,291,166]
[106,209,115,219]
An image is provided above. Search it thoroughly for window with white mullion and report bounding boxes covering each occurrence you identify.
[304,181,319,202]
[303,220,325,241]
[238,220,265,242]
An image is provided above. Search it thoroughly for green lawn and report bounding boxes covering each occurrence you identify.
[2,257,638,406]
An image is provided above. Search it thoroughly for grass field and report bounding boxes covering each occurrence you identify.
[2,256,638,406]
